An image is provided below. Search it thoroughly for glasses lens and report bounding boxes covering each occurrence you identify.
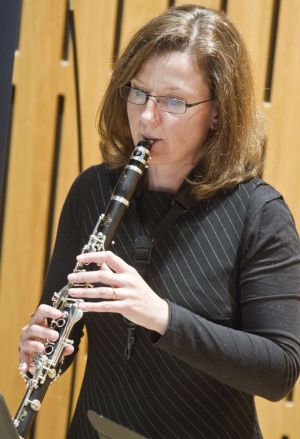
[159,97,186,114]
[121,86,147,105]
[120,87,186,113]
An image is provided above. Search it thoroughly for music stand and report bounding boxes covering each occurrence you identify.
[0,394,19,439]
[87,410,147,439]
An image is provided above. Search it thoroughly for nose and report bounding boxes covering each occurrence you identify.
[140,97,160,127]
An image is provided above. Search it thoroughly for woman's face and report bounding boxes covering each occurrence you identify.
[127,51,218,169]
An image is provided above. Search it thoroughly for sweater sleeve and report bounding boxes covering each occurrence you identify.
[153,186,300,401]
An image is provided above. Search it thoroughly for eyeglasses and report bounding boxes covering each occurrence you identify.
[120,85,214,114]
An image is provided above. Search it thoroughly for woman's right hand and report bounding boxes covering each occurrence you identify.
[19,304,74,374]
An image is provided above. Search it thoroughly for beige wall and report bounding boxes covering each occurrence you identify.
[0,1,299,438]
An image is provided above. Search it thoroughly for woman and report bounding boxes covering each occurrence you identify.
[19,5,300,438]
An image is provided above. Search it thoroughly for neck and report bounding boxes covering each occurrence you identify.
[146,164,194,193]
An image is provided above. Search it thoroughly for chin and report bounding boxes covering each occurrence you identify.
[148,149,163,162]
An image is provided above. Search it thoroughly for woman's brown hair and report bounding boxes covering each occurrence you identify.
[98,4,264,199]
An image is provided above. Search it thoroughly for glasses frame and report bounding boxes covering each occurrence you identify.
[120,85,214,114]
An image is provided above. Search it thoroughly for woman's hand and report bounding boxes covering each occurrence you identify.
[68,251,169,335]
[19,304,74,373]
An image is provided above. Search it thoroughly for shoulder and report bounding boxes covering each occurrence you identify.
[229,177,282,209]
[71,163,109,189]
[243,177,282,214]
[201,177,277,229]
[67,163,121,201]
[61,164,112,220]
[240,178,300,256]
[212,177,300,257]
[207,177,276,214]
[242,177,295,229]
[219,177,289,229]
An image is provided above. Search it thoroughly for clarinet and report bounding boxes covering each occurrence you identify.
[14,139,153,438]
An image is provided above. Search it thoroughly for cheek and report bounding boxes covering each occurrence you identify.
[168,117,201,142]
[171,115,213,158]
[127,105,139,139]
[127,103,134,127]
[185,112,213,140]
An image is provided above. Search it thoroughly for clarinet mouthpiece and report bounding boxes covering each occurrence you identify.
[137,139,154,149]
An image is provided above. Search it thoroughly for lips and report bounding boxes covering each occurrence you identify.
[142,135,162,142]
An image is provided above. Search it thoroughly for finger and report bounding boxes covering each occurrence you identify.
[79,299,127,314]
[100,262,113,273]
[30,304,63,325]
[76,251,134,274]
[63,345,74,356]
[69,286,123,300]
[19,353,32,373]
[19,343,74,372]
[24,324,59,343]
[21,339,46,356]
[68,268,120,286]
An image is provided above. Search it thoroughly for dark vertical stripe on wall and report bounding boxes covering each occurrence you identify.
[15,0,22,51]
[112,0,124,64]
[220,0,228,12]
[264,0,281,103]
[43,95,65,276]
[69,1,83,171]
[0,0,21,263]
[168,0,175,7]
[0,87,15,263]
[62,0,70,61]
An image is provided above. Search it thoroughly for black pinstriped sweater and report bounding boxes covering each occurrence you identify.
[41,164,300,439]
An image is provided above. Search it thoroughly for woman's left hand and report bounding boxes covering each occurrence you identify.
[68,251,169,335]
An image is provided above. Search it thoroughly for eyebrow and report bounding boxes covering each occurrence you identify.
[131,78,185,94]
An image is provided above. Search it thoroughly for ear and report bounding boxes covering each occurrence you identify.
[209,102,219,130]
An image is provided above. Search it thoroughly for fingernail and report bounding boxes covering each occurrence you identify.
[68,274,75,281]
[68,289,78,296]
[77,254,85,260]
[51,331,59,341]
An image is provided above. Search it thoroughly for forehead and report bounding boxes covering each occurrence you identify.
[133,51,208,93]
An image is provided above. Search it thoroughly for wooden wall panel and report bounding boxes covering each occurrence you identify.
[52,0,118,251]
[227,0,274,101]
[263,0,300,226]
[0,1,117,438]
[174,0,222,10]
[1,1,300,438]
[0,0,67,415]
[120,0,168,52]
[256,383,300,439]
[74,0,118,169]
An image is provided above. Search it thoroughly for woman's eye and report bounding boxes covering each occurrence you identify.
[133,89,142,96]
[128,88,146,101]
[167,98,183,108]
[133,87,146,96]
